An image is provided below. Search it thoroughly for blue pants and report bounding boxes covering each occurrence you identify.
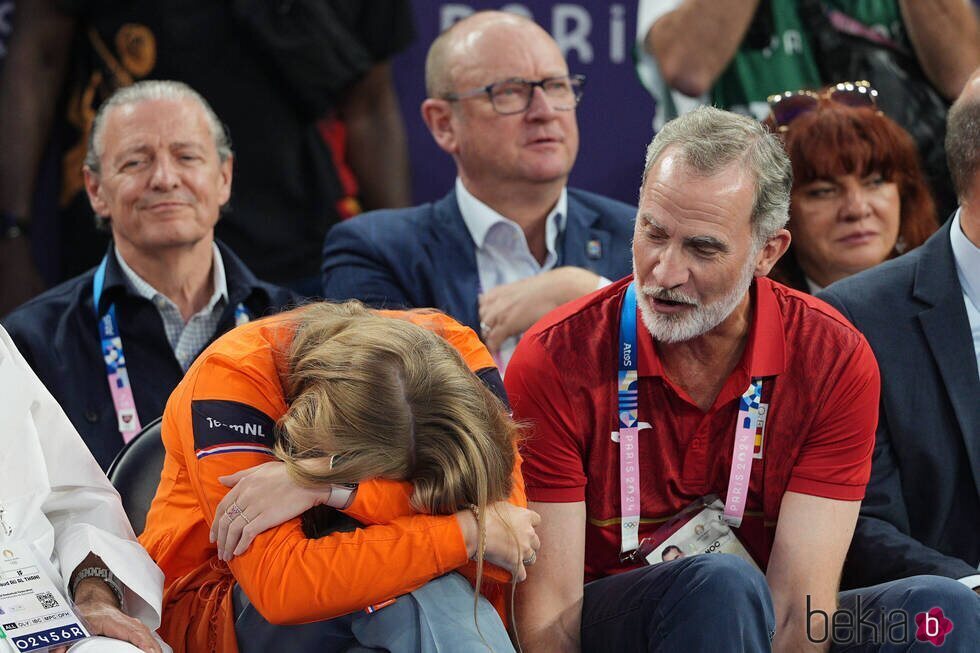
[581,554,775,652]
[580,554,980,652]
[233,573,515,653]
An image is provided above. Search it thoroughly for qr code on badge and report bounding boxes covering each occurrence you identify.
[35,591,59,609]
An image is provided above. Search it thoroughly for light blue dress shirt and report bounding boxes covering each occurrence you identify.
[455,178,567,370]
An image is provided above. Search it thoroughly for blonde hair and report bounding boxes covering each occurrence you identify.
[274,298,516,530]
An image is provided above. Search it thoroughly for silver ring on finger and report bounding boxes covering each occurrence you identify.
[227,502,250,524]
[522,552,536,565]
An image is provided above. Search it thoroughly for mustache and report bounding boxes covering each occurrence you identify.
[638,285,699,307]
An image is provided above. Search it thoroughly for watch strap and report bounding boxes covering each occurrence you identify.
[326,483,358,510]
[71,567,126,612]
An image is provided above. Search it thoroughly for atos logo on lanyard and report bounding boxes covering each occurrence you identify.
[616,282,764,555]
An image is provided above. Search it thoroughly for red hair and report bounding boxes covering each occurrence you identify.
[771,103,938,290]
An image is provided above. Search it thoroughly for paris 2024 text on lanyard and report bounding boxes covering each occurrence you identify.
[93,255,250,443]
[617,282,763,555]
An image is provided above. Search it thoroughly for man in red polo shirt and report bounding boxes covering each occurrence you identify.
[507,106,980,652]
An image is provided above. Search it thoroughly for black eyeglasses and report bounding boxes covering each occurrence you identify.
[766,81,878,131]
[444,74,586,115]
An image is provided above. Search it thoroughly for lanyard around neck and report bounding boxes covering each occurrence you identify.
[617,282,763,554]
[93,255,249,443]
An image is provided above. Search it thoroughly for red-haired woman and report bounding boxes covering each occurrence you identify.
[766,82,938,292]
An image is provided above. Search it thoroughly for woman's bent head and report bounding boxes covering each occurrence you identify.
[275,301,516,515]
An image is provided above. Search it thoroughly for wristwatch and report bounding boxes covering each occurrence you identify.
[326,483,358,510]
[71,567,126,612]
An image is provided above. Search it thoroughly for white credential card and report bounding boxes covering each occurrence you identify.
[0,542,89,652]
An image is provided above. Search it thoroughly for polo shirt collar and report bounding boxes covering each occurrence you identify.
[636,277,786,382]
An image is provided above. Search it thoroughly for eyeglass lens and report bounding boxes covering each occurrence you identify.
[490,77,582,114]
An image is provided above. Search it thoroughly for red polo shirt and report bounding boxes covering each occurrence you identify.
[506,275,878,582]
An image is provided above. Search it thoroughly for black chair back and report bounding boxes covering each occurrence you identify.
[107,416,166,535]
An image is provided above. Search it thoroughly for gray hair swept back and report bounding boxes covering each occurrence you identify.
[84,80,233,175]
[641,106,792,245]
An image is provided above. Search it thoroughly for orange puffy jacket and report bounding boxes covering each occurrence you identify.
[140,307,526,653]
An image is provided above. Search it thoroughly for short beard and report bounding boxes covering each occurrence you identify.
[634,251,758,344]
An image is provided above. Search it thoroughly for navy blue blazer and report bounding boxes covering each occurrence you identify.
[2,241,298,470]
[819,219,980,587]
[320,188,636,333]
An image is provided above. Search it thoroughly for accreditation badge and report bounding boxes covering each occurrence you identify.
[634,496,761,572]
[0,541,89,652]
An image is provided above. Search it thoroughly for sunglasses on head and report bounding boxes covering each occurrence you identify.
[766,81,879,131]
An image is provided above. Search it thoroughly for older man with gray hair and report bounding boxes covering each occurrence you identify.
[3,80,295,470]
[506,106,980,651]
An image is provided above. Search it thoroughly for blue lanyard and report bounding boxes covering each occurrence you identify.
[93,256,250,441]
[617,283,641,551]
[616,282,764,553]
[618,283,639,427]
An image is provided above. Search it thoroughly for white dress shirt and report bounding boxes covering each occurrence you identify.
[456,178,567,369]
[0,327,170,651]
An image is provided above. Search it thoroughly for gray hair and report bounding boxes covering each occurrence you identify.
[641,106,792,246]
[84,80,233,174]
[946,93,980,202]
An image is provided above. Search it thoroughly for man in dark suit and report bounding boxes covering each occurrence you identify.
[819,68,980,592]
[322,11,635,371]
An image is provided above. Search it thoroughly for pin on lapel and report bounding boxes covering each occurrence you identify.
[586,239,602,260]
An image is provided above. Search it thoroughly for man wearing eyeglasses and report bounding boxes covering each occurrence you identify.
[321,11,635,373]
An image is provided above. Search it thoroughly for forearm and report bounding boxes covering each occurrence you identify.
[342,62,411,209]
[0,0,73,219]
[234,513,469,625]
[647,0,760,97]
[70,553,122,609]
[518,601,582,653]
[772,592,834,653]
[899,0,980,99]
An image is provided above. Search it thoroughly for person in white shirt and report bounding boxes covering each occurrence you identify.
[0,325,168,652]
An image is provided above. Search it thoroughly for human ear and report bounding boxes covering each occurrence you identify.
[421,98,459,155]
[754,228,792,276]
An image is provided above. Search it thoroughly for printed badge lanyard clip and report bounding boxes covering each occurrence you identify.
[93,255,250,444]
[618,282,764,556]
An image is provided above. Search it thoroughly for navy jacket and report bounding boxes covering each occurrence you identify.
[819,219,980,587]
[320,188,636,334]
[3,241,297,470]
